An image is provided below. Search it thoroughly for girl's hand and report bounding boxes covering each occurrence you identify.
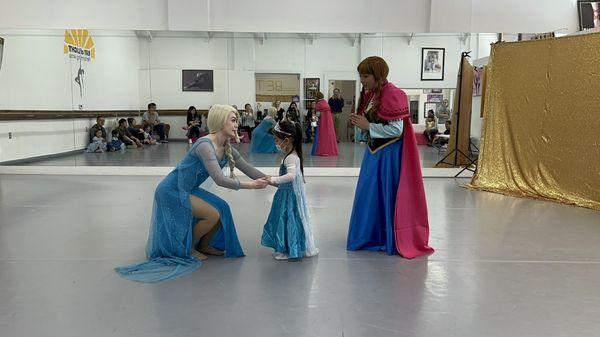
[251,178,269,189]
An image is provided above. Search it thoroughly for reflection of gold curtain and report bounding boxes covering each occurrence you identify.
[468,33,600,210]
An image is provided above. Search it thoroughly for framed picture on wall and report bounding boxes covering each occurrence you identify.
[304,78,320,99]
[578,1,600,31]
[424,102,439,118]
[427,94,443,102]
[182,69,214,92]
[421,48,445,81]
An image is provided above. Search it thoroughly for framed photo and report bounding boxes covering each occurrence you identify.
[304,78,320,99]
[578,1,600,31]
[424,102,439,118]
[421,48,445,81]
[182,69,214,92]
[427,94,443,103]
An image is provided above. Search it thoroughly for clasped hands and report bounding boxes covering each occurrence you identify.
[250,175,273,189]
[349,113,370,130]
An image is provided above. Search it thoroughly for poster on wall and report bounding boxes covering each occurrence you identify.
[578,1,600,30]
[304,78,320,99]
[421,48,445,81]
[255,73,301,102]
[182,70,214,92]
[427,94,443,102]
[64,29,96,110]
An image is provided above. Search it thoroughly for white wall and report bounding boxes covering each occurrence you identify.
[0,0,169,30]
[141,33,467,111]
[0,116,127,162]
[0,0,580,34]
[0,30,140,162]
[0,30,140,110]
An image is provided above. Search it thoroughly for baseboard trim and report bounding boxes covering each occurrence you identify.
[0,165,473,178]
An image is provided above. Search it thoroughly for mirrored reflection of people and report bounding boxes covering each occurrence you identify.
[273,101,286,122]
[328,88,344,143]
[186,106,202,143]
[436,99,451,125]
[304,101,316,143]
[143,103,168,143]
[310,91,339,156]
[433,120,451,148]
[424,110,439,146]
[286,102,300,123]
[348,56,433,258]
[250,107,279,154]
[241,103,256,140]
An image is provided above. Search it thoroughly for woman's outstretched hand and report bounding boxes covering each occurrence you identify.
[250,178,269,189]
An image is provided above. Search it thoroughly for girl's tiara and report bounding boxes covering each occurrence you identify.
[274,122,292,136]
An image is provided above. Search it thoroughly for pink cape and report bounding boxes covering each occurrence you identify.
[377,82,434,258]
[314,99,339,156]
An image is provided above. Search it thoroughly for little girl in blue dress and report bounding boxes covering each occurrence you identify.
[261,121,319,260]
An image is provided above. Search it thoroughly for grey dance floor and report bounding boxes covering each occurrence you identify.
[0,175,599,337]
[11,142,451,168]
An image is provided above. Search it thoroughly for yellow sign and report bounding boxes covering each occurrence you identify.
[63,29,95,61]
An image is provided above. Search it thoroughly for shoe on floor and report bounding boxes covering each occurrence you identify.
[274,253,289,260]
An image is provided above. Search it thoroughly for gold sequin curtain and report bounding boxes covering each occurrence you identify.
[468,33,600,211]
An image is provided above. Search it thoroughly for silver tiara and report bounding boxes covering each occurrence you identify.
[274,122,292,136]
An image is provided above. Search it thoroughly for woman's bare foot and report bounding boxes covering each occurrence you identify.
[200,246,225,256]
[190,249,208,260]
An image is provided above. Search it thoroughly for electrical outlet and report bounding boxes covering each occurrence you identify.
[8,132,12,139]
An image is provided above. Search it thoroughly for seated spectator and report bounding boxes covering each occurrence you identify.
[199,110,209,136]
[142,124,158,145]
[127,117,145,140]
[142,102,168,143]
[433,120,451,147]
[117,118,142,149]
[423,110,439,146]
[241,103,256,140]
[110,129,125,151]
[185,106,202,143]
[89,116,114,151]
[85,129,108,153]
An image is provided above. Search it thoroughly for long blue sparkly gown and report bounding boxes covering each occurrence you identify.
[116,138,264,282]
[261,153,318,259]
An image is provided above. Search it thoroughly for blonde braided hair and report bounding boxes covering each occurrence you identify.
[207,104,240,178]
[225,140,235,178]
